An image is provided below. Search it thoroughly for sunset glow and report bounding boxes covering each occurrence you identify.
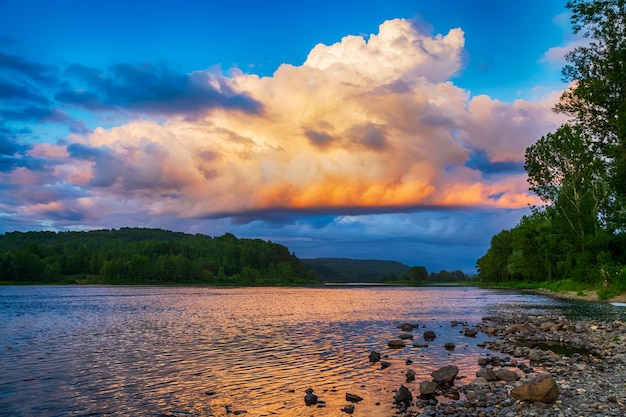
[0,0,575,270]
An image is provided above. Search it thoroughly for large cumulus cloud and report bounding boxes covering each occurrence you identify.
[2,19,565,239]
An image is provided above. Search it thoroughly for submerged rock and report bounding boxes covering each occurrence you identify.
[388,339,406,349]
[423,330,437,341]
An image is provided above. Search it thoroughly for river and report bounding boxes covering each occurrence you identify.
[1,286,624,416]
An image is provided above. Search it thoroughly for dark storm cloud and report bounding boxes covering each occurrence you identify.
[465,148,524,176]
[56,62,263,116]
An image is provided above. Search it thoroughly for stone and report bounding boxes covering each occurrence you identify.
[380,361,391,369]
[476,368,497,381]
[398,332,414,340]
[444,342,456,351]
[394,384,413,406]
[464,328,478,337]
[341,404,355,414]
[423,330,436,341]
[420,380,438,395]
[304,388,318,406]
[345,393,363,403]
[405,369,416,382]
[470,377,489,388]
[413,342,429,348]
[398,322,418,332]
[511,373,560,403]
[495,368,520,381]
[431,365,459,385]
[368,350,381,363]
[388,339,406,349]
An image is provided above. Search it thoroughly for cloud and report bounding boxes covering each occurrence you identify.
[5,18,565,240]
[56,62,263,116]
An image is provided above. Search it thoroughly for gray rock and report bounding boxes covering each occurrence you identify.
[476,368,497,381]
[341,404,355,414]
[394,384,413,405]
[398,332,414,340]
[494,368,519,381]
[431,365,459,385]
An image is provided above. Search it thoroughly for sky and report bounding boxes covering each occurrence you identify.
[0,0,579,273]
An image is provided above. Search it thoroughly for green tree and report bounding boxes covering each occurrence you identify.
[556,0,626,223]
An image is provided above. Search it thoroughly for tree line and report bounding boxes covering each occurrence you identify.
[476,0,626,297]
[0,228,314,285]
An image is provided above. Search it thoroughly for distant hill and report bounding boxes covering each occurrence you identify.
[301,258,411,283]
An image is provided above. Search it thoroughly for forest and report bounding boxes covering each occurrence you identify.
[476,0,626,298]
[0,228,314,285]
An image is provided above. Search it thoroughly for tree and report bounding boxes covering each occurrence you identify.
[556,0,626,219]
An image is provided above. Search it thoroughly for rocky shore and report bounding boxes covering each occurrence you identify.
[299,309,626,417]
[375,313,626,417]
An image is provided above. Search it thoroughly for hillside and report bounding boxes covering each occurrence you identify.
[0,228,313,285]
[301,258,411,283]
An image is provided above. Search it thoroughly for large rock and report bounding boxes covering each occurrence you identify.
[475,368,497,381]
[511,373,560,403]
[431,365,459,385]
[394,385,413,406]
[419,380,438,396]
[405,369,416,382]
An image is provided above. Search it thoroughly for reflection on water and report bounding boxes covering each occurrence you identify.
[0,286,623,416]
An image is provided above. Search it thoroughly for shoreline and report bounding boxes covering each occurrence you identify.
[384,300,626,416]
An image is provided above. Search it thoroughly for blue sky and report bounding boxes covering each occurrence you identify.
[0,0,575,272]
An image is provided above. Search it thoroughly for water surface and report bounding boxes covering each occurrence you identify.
[1,286,623,416]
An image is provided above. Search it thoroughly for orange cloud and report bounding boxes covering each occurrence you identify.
[32,18,564,221]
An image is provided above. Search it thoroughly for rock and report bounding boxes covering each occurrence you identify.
[494,368,520,381]
[413,342,429,348]
[398,332,414,340]
[388,339,406,349]
[476,368,497,381]
[470,377,489,388]
[464,328,478,337]
[304,388,318,406]
[394,384,413,406]
[345,393,363,403]
[423,330,437,341]
[341,404,355,414]
[398,322,418,332]
[431,365,459,385]
[510,373,560,403]
[444,342,456,351]
[368,350,381,363]
[405,369,416,382]
[405,358,413,365]
[380,360,391,369]
[419,380,438,395]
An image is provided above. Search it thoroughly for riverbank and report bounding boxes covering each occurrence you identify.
[384,306,626,416]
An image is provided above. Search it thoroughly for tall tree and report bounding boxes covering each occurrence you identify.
[556,0,626,216]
